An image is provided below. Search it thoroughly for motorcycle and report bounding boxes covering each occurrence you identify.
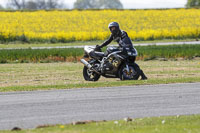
[80,43,145,81]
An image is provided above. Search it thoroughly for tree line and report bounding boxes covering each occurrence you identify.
[0,0,123,10]
[0,0,199,10]
[2,0,64,10]
[186,0,200,7]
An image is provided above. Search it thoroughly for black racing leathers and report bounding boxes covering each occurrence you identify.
[100,30,133,49]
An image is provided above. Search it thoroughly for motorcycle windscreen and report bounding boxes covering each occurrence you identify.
[84,46,95,54]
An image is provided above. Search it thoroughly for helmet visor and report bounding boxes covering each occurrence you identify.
[110,26,119,35]
[110,27,116,32]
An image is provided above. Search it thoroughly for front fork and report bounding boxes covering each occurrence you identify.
[126,64,130,73]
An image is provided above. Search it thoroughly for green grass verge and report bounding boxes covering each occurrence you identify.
[0,60,200,92]
[1,77,200,92]
[1,114,200,133]
[0,48,84,63]
[0,44,199,63]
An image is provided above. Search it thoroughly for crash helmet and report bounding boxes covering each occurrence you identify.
[108,22,120,35]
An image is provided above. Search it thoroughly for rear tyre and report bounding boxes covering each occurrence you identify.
[83,66,101,81]
[119,64,140,80]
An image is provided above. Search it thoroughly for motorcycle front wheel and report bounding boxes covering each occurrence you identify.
[119,64,140,80]
[83,66,101,81]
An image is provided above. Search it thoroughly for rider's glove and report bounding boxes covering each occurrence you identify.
[95,45,102,51]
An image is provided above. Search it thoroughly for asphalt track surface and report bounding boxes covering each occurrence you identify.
[0,41,200,50]
[0,83,200,130]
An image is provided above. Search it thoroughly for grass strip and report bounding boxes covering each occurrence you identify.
[0,44,199,63]
[1,77,200,92]
[1,114,200,133]
[0,60,199,92]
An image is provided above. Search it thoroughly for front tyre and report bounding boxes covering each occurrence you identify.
[83,66,101,81]
[119,64,140,80]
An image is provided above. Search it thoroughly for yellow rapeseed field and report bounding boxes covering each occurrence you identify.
[0,9,200,42]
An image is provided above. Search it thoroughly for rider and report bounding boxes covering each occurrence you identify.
[95,22,131,49]
[96,22,148,80]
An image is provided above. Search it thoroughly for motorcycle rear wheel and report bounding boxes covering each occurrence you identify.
[83,66,101,81]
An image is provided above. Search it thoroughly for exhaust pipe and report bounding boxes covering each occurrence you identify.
[80,59,92,69]
[80,59,101,75]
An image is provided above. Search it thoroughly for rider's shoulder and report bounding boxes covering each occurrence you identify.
[121,30,128,37]
[121,30,126,33]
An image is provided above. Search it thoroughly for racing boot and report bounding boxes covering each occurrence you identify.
[140,70,148,80]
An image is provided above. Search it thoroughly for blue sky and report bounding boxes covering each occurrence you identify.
[0,0,187,9]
